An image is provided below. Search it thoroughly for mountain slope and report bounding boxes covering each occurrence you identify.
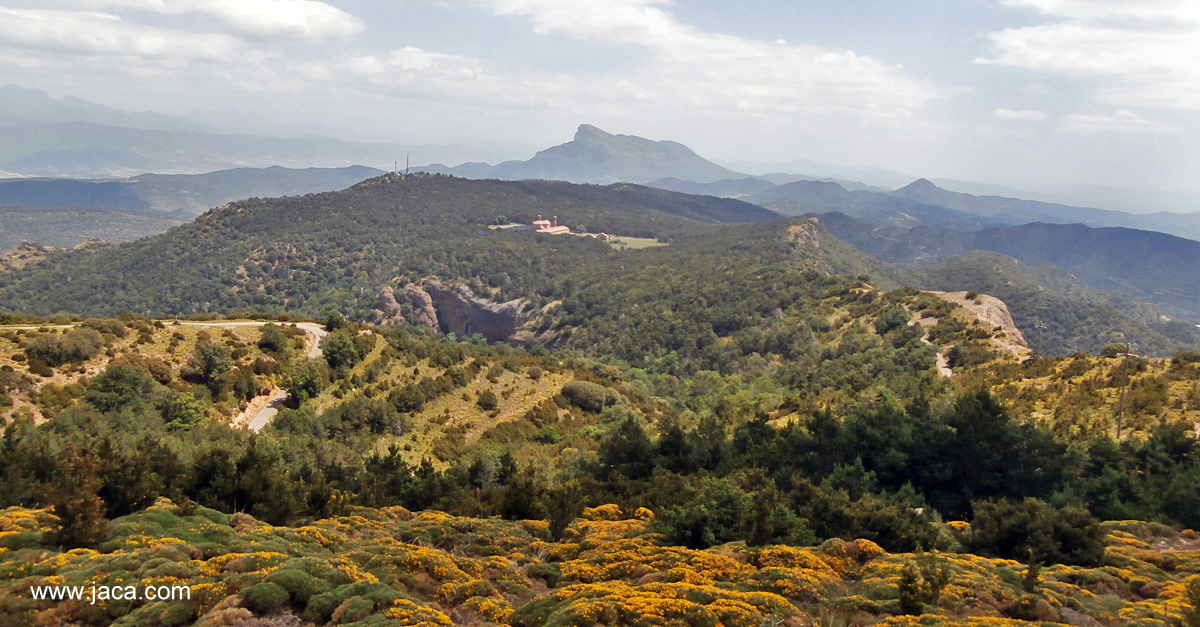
[746,180,999,231]
[0,174,779,317]
[892,178,1200,241]
[421,124,745,184]
[819,214,1200,321]
[912,251,1200,357]
[643,176,776,198]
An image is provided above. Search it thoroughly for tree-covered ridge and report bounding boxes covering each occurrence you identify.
[0,174,777,318]
[2,172,1183,359]
[0,204,187,253]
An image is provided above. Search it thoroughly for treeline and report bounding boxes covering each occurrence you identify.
[0,176,759,319]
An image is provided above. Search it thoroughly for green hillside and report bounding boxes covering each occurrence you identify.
[2,176,1200,627]
[0,174,778,318]
[816,214,1200,357]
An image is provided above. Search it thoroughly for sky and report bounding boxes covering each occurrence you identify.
[0,0,1198,192]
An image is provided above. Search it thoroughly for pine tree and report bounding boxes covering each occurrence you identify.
[898,561,925,615]
[47,444,108,549]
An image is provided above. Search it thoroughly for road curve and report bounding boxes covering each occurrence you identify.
[1,319,329,433]
[244,322,328,432]
[168,321,329,432]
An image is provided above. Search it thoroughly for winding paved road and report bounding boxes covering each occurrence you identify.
[240,322,328,432]
[177,321,329,432]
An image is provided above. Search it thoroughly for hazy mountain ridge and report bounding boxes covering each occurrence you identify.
[0,122,478,179]
[747,180,1000,232]
[419,124,745,184]
[746,176,1200,242]
[818,213,1200,321]
[0,165,387,219]
[643,176,777,198]
[891,179,1200,240]
[0,84,207,133]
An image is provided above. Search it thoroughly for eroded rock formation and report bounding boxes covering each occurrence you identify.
[376,279,544,343]
[375,283,439,331]
[423,279,535,342]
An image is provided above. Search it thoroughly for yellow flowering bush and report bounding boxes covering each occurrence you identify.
[5,498,1200,627]
[462,594,515,622]
[384,598,455,627]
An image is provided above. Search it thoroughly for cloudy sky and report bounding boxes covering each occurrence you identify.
[1,0,1197,191]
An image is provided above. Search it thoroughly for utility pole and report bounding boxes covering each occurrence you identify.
[406,154,410,175]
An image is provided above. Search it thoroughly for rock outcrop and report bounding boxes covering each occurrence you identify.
[375,286,404,325]
[375,284,440,331]
[423,279,535,342]
[377,278,545,343]
[932,290,1031,359]
[403,284,440,331]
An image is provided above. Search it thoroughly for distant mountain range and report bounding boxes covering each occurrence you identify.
[0,165,386,218]
[0,123,472,179]
[417,125,744,184]
[0,86,492,178]
[0,84,207,133]
[818,213,1200,322]
[644,175,885,199]
[747,177,1200,242]
[4,94,1200,344]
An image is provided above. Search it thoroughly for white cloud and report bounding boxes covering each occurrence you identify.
[0,7,240,59]
[418,0,947,126]
[993,108,1047,121]
[979,0,1200,109]
[1060,109,1182,135]
[64,0,363,40]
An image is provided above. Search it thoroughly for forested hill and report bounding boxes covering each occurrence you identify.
[0,174,780,318]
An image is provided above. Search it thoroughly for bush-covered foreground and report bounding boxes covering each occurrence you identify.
[2,503,1199,627]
